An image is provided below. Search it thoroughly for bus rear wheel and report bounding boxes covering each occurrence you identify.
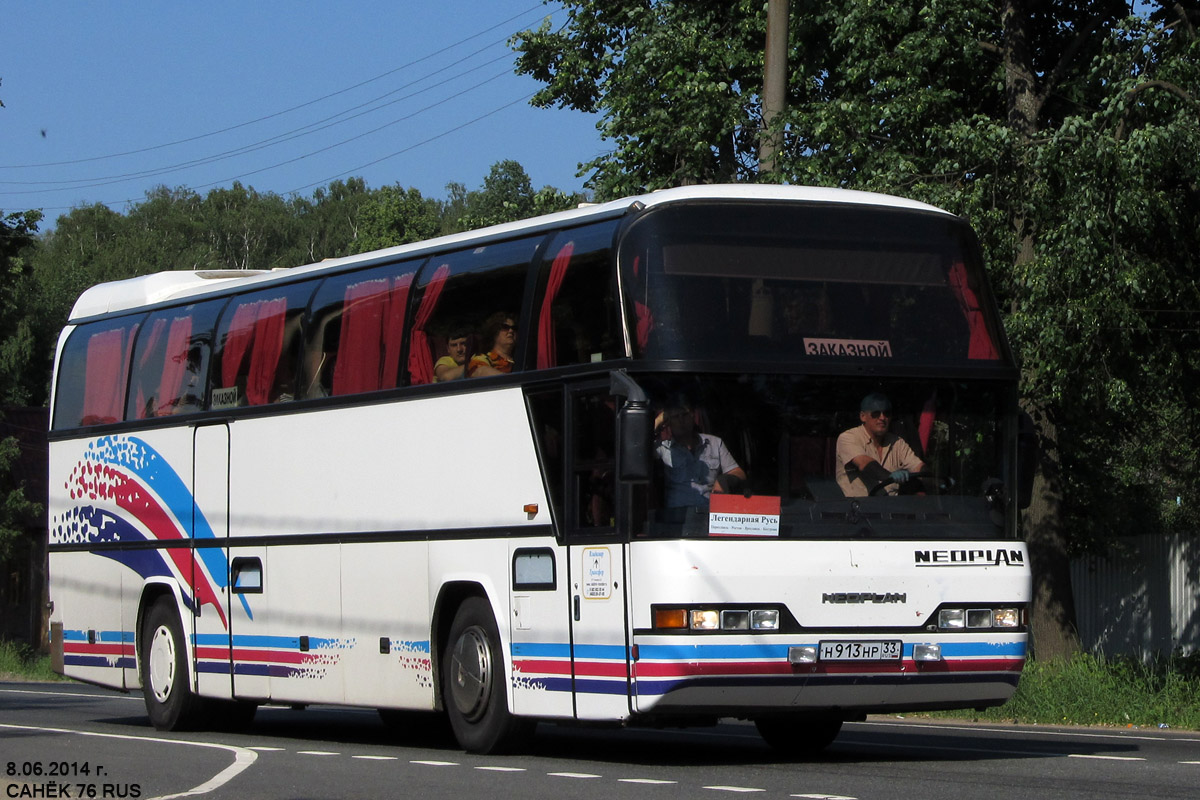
[754,715,843,756]
[140,598,207,731]
[441,596,532,753]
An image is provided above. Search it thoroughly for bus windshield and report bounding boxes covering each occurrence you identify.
[622,202,1004,366]
[635,374,1014,541]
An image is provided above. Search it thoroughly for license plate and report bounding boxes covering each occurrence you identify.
[819,640,902,661]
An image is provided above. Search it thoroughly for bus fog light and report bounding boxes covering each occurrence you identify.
[913,644,942,662]
[938,609,965,629]
[993,608,1020,628]
[721,610,750,630]
[751,609,780,630]
[690,610,720,630]
[967,609,993,628]
[788,646,818,664]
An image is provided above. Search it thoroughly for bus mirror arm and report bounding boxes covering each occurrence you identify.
[610,370,652,483]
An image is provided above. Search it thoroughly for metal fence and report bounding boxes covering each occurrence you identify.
[1071,531,1200,659]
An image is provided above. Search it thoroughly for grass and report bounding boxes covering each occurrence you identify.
[929,651,1200,731]
[0,639,66,682]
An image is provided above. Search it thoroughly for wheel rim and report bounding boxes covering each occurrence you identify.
[448,625,492,722]
[148,624,177,704]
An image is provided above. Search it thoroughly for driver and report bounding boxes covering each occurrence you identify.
[835,392,926,497]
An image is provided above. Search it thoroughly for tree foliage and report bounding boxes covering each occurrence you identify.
[0,209,44,559]
[515,0,1200,656]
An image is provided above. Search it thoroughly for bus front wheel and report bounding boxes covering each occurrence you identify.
[140,598,207,731]
[754,715,843,756]
[441,596,531,753]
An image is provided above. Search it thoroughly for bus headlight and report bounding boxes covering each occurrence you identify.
[993,608,1021,628]
[938,609,966,629]
[751,609,780,631]
[689,610,720,630]
[937,606,1024,630]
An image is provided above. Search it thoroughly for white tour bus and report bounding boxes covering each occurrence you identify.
[47,184,1033,754]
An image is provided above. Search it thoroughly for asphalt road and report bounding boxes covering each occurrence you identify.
[3,682,1198,800]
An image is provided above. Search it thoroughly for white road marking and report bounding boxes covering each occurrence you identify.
[704,786,765,793]
[352,755,399,761]
[620,778,678,784]
[1067,754,1146,761]
[549,772,602,779]
[0,722,257,800]
[475,766,526,772]
[411,760,458,766]
[297,750,340,756]
[792,794,858,799]
[247,746,285,752]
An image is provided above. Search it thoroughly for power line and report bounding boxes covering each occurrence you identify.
[0,2,552,171]
[0,56,516,194]
[0,5,568,212]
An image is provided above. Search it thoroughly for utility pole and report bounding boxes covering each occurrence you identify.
[759,0,789,175]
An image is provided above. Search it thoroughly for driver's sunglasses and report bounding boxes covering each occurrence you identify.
[500,323,518,332]
[868,409,892,419]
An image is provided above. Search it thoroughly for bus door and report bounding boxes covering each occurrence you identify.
[565,386,632,720]
[191,423,246,700]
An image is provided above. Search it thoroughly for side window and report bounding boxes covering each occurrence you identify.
[571,390,616,531]
[52,315,144,430]
[211,282,313,408]
[304,262,419,399]
[535,221,623,369]
[407,236,541,385]
[126,300,225,419]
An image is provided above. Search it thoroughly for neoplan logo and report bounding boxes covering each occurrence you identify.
[914,549,1025,567]
[822,592,907,604]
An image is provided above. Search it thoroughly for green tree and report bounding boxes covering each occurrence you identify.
[284,177,374,265]
[0,209,43,405]
[515,2,764,197]
[517,0,1200,658]
[0,208,44,560]
[444,161,586,232]
[355,184,442,253]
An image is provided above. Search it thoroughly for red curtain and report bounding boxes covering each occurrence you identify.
[407,264,450,385]
[332,278,389,396]
[537,242,574,369]
[918,390,937,454]
[380,273,414,389]
[246,298,287,405]
[156,315,193,415]
[82,326,134,425]
[948,261,1000,360]
[133,318,167,419]
[221,302,259,390]
[631,256,654,352]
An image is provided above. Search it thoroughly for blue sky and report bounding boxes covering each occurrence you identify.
[1,1,604,224]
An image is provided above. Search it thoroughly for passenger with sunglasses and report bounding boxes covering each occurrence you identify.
[468,311,519,377]
[835,392,926,496]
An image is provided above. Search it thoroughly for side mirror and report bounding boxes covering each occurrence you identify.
[1017,411,1037,510]
[610,370,652,483]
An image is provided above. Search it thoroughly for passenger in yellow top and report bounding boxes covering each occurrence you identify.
[433,322,470,382]
[835,392,925,496]
[468,312,518,377]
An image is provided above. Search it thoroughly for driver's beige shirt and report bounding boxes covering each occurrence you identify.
[834,425,923,496]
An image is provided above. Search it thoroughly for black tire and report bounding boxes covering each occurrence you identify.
[441,596,533,753]
[140,598,208,731]
[754,715,843,756]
